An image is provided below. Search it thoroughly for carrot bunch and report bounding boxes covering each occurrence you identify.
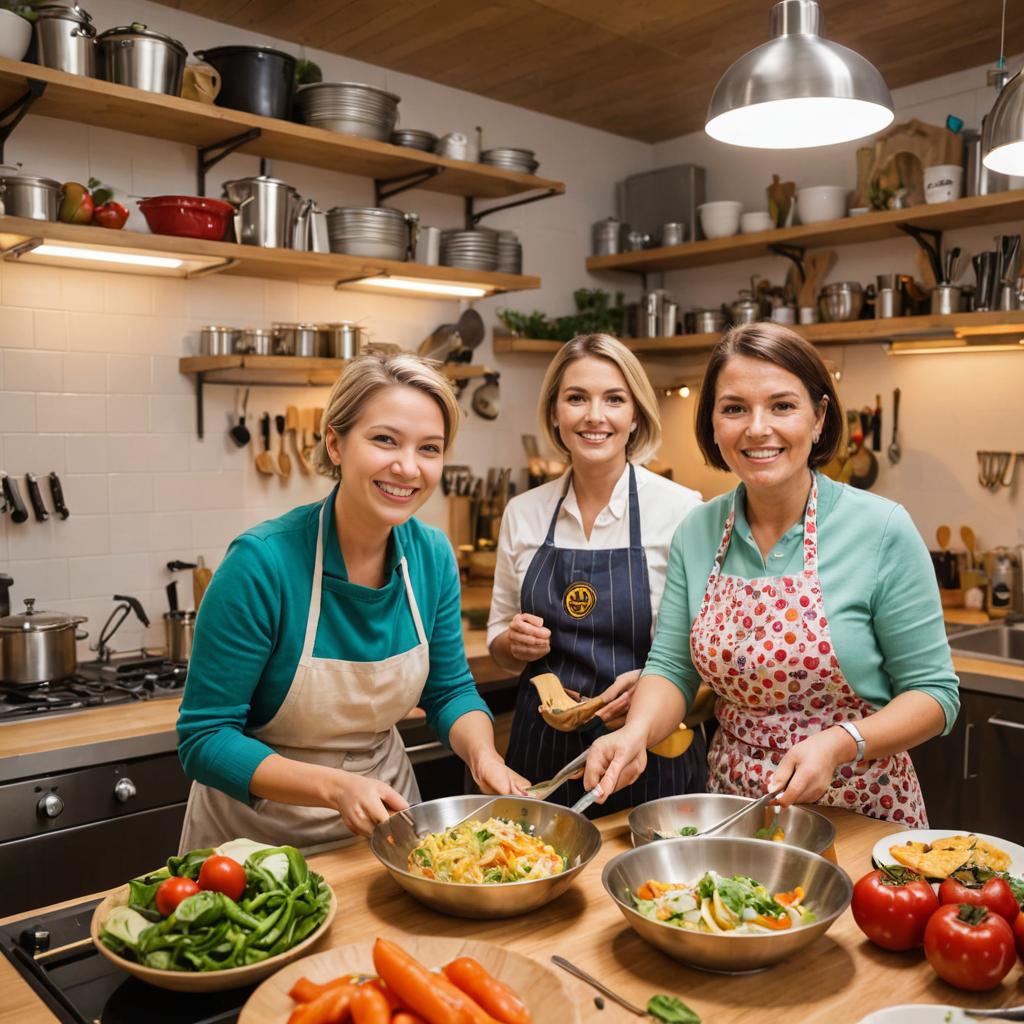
[287,939,532,1024]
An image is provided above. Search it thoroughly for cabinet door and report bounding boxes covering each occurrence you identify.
[967,691,1024,845]
[910,707,969,829]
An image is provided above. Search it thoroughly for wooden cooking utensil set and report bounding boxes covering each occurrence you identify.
[254,406,324,479]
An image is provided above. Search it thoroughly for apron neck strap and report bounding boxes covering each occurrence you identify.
[398,556,428,644]
[542,464,642,546]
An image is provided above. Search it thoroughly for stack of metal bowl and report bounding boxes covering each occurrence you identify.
[391,128,438,152]
[327,206,410,261]
[480,147,539,175]
[440,228,499,271]
[495,230,522,274]
[369,795,601,919]
[295,82,400,141]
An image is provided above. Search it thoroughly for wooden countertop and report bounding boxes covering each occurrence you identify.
[3,807,1020,1023]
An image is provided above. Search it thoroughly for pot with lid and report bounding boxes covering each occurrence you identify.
[0,597,88,685]
[97,22,187,96]
[0,173,63,221]
[35,3,97,77]
[223,176,302,249]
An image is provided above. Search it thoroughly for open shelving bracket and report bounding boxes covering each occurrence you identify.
[374,167,445,204]
[899,223,944,281]
[196,127,262,196]
[464,188,562,228]
[0,79,46,164]
[768,242,807,283]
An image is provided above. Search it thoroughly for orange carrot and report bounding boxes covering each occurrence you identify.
[442,958,531,1024]
[290,977,365,1004]
[288,985,355,1024]
[352,981,393,1024]
[393,1013,428,1024]
[373,938,477,1024]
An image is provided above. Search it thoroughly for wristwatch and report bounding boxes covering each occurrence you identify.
[836,720,866,764]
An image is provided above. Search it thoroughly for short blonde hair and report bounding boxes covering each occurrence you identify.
[313,352,460,478]
[538,334,662,465]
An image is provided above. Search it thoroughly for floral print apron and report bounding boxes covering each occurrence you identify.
[689,476,927,826]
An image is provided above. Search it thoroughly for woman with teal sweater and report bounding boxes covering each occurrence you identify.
[585,324,959,826]
[177,353,526,852]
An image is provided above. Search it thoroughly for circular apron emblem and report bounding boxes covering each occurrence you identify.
[563,581,597,619]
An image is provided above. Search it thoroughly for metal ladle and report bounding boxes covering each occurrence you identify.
[229,388,251,447]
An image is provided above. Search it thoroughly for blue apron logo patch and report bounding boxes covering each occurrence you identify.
[563,582,597,619]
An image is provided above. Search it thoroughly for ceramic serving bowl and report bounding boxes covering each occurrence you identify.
[370,795,601,919]
[796,186,848,224]
[698,200,742,239]
[740,210,774,234]
[602,836,852,973]
[628,794,836,858]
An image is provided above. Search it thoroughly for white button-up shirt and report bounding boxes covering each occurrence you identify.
[486,463,703,647]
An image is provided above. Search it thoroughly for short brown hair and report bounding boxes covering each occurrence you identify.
[538,334,662,464]
[694,324,843,471]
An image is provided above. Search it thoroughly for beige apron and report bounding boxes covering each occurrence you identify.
[179,499,427,854]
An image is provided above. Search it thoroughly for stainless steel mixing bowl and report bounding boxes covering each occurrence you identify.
[602,836,852,973]
[370,795,601,919]
[628,794,836,856]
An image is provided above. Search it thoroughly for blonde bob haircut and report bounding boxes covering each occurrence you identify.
[313,352,461,479]
[538,334,662,466]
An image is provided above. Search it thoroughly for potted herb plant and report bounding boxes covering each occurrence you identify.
[0,0,37,61]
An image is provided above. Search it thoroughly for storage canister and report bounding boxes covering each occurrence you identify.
[35,3,97,77]
[0,174,62,221]
[273,323,319,357]
[319,322,366,359]
[0,598,87,685]
[222,176,302,249]
[165,610,195,662]
[194,45,296,119]
[199,325,240,356]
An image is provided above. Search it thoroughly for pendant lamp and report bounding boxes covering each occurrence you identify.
[983,68,1024,175]
[705,0,894,149]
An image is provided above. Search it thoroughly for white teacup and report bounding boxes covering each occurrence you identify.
[924,164,963,204]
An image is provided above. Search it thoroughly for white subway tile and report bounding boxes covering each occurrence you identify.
[2,262,62,310]
[65,433,109,473]
[5,558,69,603]
[149,393,193,433]
[68,312,132,353]
[152,278,189,317]
[3,433,66,474]
[68,554,113,599]
[188,432,231,470]
[149,513,194,551]
[34,310,68,351]
[60,269,106,313]
[131,316,189,357]
[3,349,63,391]
[108,434,189,473]
[106,394,150,432]
[187,275,264,322]
[107,354,151,393]
[151,355,194,394]
[104,274,152,316]
[6,518,56,561]
[108,553,150,593]
[191,509,245,549]
[265,280,299,322]
[109,473,154,513]
[53,514,110,557]
[60,474,109,515]
[0,306,34,347]
[65,352,108,393]
[37,393,107,433]
[108,513,151,554]
[0,392,36,432]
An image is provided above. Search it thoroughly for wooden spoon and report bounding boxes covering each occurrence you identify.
[254,413,278,476]
[936,524,951,551]
[286,405,312,475]
[960,525,976,570]
[275,414,291,478]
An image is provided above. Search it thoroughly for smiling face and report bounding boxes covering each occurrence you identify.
[711,355,826,497]
[553,356,637,472]
[326,384,445,529]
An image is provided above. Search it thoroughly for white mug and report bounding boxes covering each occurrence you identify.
[924,164,964,204]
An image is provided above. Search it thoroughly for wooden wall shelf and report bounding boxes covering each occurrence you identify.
[179,355,347,386]
[0,58,565,202]
[585,191,1024,275]
[0,214,540,294]
[496,312,1024,359]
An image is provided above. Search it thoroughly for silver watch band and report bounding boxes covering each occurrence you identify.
[837,720,865,763]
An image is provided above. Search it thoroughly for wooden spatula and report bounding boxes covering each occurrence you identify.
[531,673,607,731]
[193,556,212,610]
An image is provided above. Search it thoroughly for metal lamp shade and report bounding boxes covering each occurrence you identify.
[705,0,893,149]
[984,69,1024,175]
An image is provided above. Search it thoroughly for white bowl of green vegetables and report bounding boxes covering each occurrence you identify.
[90,839,336,991]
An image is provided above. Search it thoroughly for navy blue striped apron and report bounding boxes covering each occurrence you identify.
[504,464,707,816]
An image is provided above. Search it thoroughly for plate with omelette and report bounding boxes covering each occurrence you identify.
[872,829,1024,880]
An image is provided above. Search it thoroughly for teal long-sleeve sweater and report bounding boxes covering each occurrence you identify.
[177,488,491,803]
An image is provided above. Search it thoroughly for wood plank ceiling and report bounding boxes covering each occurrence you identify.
[152,0,1024,142]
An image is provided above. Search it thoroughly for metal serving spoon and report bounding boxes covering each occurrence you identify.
[964,1008,1024,1021]
[551,956,653,1017]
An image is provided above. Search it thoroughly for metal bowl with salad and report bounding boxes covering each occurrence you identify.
[602,836,852,972]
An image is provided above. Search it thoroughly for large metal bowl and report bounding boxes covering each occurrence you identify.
[370,795,601,919]
[628,794,836,857]
[602,837,852,973]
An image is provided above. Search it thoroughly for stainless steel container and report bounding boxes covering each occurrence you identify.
[97,23,187,95]
[0,174,62,221]
[591,217,628,256]
[414,225,441,265]
[729,288,760,325]
[328,206,410,261]
[223,176,302,249]
[35,3,97,77]
[964,127,1011,197]
[930,284,962,315]
[273,322,319,357]
[640,290,661,338]
[0,598,87,686]
[660,299,679,337]
[819,282,864,322]
[236,328,273,355]
[984,548,1021,617]
[319,322,366,359]
[693,309,725,333]
[999,282,1020,310]
[295,81,401,141]
[165,610,195,662]
[875,288,902,318]
[660,221,685,247]
[199,324,240,356]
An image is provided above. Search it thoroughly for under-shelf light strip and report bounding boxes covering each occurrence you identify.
[355,277,488,298]
[32,244,184,269]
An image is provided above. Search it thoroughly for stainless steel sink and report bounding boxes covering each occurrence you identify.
[949,623,1024,666]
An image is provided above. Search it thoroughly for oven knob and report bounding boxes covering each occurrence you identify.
[37,793,63,818]
[114,777,137,802]
[19,927,50,954]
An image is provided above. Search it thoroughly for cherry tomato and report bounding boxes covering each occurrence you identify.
[197,854,247,901]
[924,903,1016,991]
[939,873,1020,925]
[1013,912,1024,963]
[851,865,940,950]
[154,875,200,916]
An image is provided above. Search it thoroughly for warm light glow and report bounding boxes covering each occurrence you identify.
[663,385,691,398]
[888,337,1024,355]
[983,140,1024,176]
[353,277,488,298]
[33,244,184,269]
[705,97,894,149]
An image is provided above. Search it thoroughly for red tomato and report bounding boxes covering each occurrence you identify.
[1013,912,1024,962]
[851,865,940,950]
[939,874,1020,925]
[197,855,247,901]
[924,903,1016,991]
[92,201,130,229]
[154,875,200,916]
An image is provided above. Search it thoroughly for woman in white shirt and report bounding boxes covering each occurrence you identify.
[488,334,706,814]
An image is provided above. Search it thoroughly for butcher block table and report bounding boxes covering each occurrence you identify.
[2,807,1020,1024]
